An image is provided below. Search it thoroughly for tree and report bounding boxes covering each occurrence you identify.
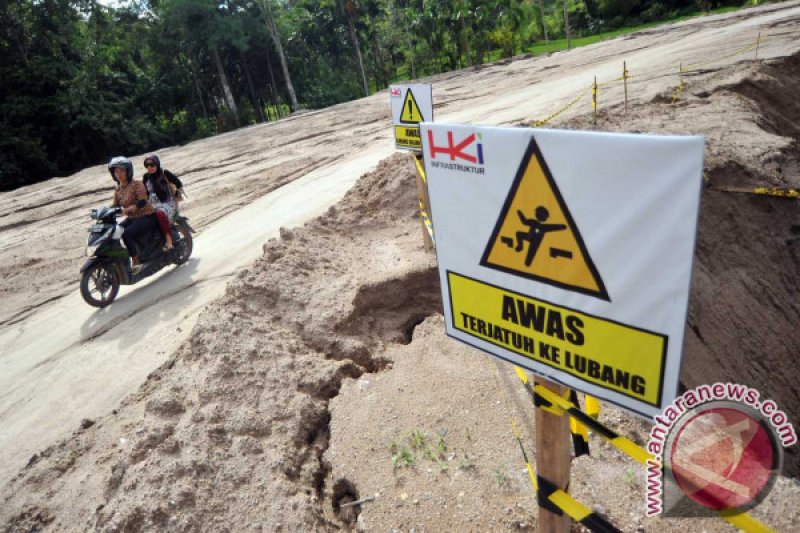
[255,0,298,111]
[535,0,549,43]
[342,0,369,96]
[159,0,241,124]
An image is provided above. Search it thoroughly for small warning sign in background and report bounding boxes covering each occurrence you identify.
[421,123,704,418]
[391,84,433,152]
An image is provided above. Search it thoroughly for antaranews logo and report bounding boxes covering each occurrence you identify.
[427,130,486,175]
[645,383,796,517]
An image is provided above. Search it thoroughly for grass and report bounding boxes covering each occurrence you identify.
[389,428,455,473]
[493,462,512,489]
[386,4,747,85]
[520,6,743,58]
[390,442,416,469]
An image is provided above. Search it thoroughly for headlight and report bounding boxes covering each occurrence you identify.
[85,243,100,257]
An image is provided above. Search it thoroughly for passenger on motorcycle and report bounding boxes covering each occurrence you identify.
[108,156,157,273]
[142,154,183,251]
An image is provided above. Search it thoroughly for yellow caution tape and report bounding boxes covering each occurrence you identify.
[671,80,684,105]
[413,154,435,245]
[684,38,761,73]
[569,392,601,456]
[753,187,799,199]
[414,153,427,185]
[671,63,685,105]
[585,395,601,419]
[593,34,763,98]
[513,367,776,532]
[489,361,622,533]
[713,186,799,199]
[718,509,776,533]
[419,205,435,245]
[531,87,591,127]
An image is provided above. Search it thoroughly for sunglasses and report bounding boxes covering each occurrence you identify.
[145,162,157,168]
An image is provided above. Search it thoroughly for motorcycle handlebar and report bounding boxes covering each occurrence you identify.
[90,206,122,220]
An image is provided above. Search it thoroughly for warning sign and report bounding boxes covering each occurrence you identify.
[481,139,609,301]
[391,84,433,152]
[394,125,422,149]
[421,123,705,418]
[400,89,425,123]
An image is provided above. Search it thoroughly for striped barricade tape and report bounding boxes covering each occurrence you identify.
[488,360,623,533]
[514,367,776,533]
[414,153,427,185]
[419,205,435,245]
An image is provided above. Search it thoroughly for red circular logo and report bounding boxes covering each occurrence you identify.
[669,406,777,510]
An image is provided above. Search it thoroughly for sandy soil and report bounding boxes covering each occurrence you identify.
[1,2,800,532]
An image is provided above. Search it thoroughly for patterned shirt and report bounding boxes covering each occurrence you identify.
[113,180,154,218]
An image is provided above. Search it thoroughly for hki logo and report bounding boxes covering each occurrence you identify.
[428,130,485,165]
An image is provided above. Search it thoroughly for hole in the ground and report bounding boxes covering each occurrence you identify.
[297,362,364,401]
[331,478,360,524]
[304,411,331,447]
[402,314,429,344]
[723,52,800,143]
[706,160,754,189]
[337,266,442,345]
[313,459,330,500]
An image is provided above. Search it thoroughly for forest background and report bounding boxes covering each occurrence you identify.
[0,0,781,190]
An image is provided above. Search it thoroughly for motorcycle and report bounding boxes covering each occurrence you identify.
[80,205,194,307]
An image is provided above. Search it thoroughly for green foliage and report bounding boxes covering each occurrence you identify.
[389,441,416,468]
[1,0,767,190]
[389,427,453,472]
[493,462,512,489]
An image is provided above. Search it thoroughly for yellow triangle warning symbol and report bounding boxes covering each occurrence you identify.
[480,138,610,301]
[400,89,425,124]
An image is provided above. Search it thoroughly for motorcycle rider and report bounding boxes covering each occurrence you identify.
[142,154,183,251]
[108,156,157,274]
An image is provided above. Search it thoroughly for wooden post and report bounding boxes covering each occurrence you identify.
[564,0,571,50]
[755,32,761,60]
[535,378,571,533]
[623,61,628,115]
[592,76,598,126]
[414,153,434,253]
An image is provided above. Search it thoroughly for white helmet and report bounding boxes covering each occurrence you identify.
[107,156,133,182]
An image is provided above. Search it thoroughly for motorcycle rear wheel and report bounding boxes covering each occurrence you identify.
[80,263,120,307]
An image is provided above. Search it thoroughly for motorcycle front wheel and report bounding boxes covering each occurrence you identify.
[80,263,120,307]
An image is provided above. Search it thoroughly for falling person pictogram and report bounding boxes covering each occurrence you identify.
[500,206,571,267]
[483,138,609,300]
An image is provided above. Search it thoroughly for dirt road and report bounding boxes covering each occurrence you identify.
[1,0,799,493]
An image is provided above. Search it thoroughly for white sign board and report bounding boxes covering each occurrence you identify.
[421,123,704,417]
[390,84,433,152]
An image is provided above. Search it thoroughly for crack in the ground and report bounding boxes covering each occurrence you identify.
[0,291,73,328]
[0,187,109,219]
